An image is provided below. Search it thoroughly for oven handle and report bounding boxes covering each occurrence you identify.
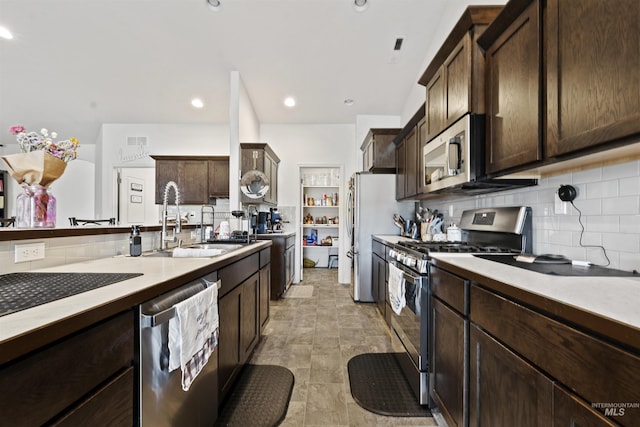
[388,260,424,283]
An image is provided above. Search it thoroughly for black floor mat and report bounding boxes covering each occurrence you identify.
[347,353,431,417]
[215,364,294,427]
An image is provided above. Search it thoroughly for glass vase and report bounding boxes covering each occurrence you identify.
[45,187,57,227]
[29,184,55,228]
[15,185,32,228]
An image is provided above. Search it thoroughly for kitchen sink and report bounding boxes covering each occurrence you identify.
[141,243,248,258]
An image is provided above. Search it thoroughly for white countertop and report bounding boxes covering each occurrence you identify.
[430,253,640,331]
[371,235,640,346]
[0,242,269,358]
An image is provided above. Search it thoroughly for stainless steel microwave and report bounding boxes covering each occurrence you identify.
[422,114,537,194]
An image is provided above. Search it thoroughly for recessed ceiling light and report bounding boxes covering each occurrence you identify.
[354,0,368,12]
[206,0,221,12]
[0,26,13,40]
[284,97,296,108]
[191,98,204,109]
[344,99,355,106]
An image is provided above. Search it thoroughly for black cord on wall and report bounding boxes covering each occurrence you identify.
[570,201,611,267]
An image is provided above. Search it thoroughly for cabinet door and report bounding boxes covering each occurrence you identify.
[240,272,260,363]
[546,0,640,157]
[417,117,428,195]
[444,33,472,128]
[426,68,445,141]
[218,285,241,399]
[259,265,270,333]
[395,140,406,200]
[405,126,419,198]
[431,298,466,427]
[284,245,294,287]
[208,159,229,198]
[155,160,180,204]
[553,384,618,427]
[469,324,553,427]
[180,160,209,204]
[268,155,278,205]
[485,0,541,174]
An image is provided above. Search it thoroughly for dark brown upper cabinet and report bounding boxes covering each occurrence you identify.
[361,128,401,173]
[482,0,542,174]
[240,143,280,206]
[151,155,230,205]
[479,0,640,176]
[419,6,503,142]
[394,105,425,201]
[545,0,640,158]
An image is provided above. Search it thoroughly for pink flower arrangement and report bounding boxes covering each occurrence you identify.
[9,125,79,163]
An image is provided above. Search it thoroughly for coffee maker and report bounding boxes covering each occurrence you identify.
[270,208,283,233]
[257,211,271,234]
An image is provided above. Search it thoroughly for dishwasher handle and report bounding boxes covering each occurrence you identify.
[140,277,219,328]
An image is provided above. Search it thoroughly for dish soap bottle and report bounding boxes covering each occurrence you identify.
[130,225,142,257]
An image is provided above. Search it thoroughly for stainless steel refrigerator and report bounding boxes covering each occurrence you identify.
[347,172,413,302]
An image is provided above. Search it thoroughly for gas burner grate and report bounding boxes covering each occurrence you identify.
[0,272,143,317]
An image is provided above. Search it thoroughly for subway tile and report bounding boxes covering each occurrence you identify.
[586,180,618,199]
[620,215,640,234]
[619,251,640,273]
[572,198,601,216]
[602,160,639,180]
[573,167,602,184]
[585,215,620,233]
[603,232,640,253]
[602,196,639,215]
[620,176,640,196]
[572,231,602,247]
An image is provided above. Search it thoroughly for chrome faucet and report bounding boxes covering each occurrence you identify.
[161,181,181,250]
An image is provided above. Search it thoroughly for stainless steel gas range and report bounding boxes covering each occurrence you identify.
[386,206,532,406]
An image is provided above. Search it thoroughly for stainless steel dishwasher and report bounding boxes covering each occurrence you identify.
[138,271,219,427]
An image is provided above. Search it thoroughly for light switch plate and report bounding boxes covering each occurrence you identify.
[15,242,46,263]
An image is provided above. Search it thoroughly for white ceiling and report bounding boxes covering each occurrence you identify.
[0,0,500,146]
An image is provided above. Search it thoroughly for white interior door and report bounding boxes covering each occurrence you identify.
[117,167,158,226]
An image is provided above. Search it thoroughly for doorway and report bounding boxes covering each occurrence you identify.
[116,167,158,225]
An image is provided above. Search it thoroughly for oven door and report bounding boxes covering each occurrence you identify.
[388,260,429,373]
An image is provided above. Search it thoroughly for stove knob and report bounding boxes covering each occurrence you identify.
[406,256,417,268]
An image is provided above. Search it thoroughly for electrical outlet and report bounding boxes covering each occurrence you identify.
[15,242,46,263]
[554,197,569,215]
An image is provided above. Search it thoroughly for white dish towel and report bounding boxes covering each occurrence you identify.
[388,262,406,315]
[168,280,220,391]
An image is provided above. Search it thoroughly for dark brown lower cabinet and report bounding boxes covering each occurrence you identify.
[0,311,134,426]
[431,298,466,427]
[240,272,260,362]
[554,384,618,427]
[469,323,553,427]
[218,271,260,401]
[218,284,242,400]
[53,368,134,427]
[259,264,271,333]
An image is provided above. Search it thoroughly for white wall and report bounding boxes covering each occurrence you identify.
[260,123,356,284]
[97,123,229,218]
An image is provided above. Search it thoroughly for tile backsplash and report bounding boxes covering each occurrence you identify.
[427,160,640,272]
[0,229,195,274]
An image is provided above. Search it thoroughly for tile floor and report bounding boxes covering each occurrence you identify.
[248,268,439,427]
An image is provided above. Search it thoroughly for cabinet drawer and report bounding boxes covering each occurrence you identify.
[372,239,387,260]
[470,284,640,426]
[259,247,271,268]
[285,235,296,249]
[0,311,134,426]
[219,253,259,298]
[53,367,134,427]
[430,265,468,315]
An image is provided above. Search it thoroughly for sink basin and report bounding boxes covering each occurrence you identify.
[186,243,246,251]
[141,250,174,258]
